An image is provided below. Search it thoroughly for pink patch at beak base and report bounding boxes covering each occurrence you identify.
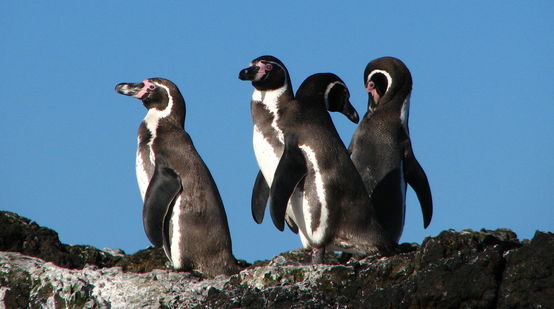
[366,81,380,104]
[133,80,156,99]
[254,62,272,81]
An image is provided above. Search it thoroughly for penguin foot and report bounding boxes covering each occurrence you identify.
[311,247,326,264]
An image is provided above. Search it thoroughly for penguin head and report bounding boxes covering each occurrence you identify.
[363,57,412,110]
[238,55,291,91]
[296,73,359,123]
[115,78,186,124]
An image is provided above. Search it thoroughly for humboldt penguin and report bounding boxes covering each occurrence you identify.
[115,78,240,276]
[349,57,433,243]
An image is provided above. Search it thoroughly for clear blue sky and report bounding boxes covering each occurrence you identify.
[2,2,553,263]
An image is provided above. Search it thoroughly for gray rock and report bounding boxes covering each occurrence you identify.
[0,211,553,308]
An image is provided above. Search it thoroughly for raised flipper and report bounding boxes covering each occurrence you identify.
[143,161,182,249]
[404,141,433,228]
[251,170,269,224]
[269,134,307,231]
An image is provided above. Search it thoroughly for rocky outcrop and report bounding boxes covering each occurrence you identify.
[0,211,552,308]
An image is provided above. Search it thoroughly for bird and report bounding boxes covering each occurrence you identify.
[115,78,240,277]
[239,55,359,248]
[269,73,392,263]
[348,57,433,244]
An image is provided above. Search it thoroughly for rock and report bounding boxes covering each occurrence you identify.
[498,231,554,308]
[0,211,167,273]
[0,211,552,308]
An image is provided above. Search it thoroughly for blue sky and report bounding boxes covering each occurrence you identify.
[2,2,553,263]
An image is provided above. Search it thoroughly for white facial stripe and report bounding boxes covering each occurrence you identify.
[323,81,346,106]
[252,125,280,184]
[144,82,174,131]
[400,94,411,135]
[367,69,393,94]
[299,144,329,245]
[143,82,174,164]
[170,195,183,269]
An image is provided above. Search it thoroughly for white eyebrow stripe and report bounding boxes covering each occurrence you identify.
[323,81,346,105]
[367,69,392,94]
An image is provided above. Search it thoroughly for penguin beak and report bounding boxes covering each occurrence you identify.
[115,82,145,97]
[342,100,360,124]
[238,65,259,81]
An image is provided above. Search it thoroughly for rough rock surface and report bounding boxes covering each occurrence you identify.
[0,211,552,308]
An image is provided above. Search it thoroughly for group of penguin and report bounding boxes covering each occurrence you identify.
[115,55,433,277]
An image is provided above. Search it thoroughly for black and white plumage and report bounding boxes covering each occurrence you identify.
[238,56,359,246]
[269,73,392,262]
[349,57,433,243]
[238,56,296,229]
[115,78,240,277]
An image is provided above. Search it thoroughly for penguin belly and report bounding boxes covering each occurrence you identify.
[253,125,304,238]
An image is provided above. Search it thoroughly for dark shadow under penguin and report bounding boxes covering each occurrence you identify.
[269,73,392,263]
[115,78,240,277]
[349,57,433,244]
[238,56,359,246]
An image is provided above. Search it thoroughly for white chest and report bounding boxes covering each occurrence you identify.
[252,87,286,144]
[252,125,281,185]
[135,149,151,201]
[251,86,288,184]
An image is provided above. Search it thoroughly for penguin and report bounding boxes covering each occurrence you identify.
[269,73,392,263]
[238,56,359,241]
[348,57,433,244]
[115,78,240,277]
[238,55,296,229]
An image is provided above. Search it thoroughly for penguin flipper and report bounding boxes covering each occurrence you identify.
[286,215,300,234]
[143,162,182,248]
[270,134,307,231]
[251,170,269,224]
[404,142,433,228]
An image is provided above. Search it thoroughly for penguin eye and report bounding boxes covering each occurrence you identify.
[367,81,375,90]
[148,84,156,90]
[265,63,273,71]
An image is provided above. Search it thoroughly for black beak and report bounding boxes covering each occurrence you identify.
[238,66,259,81]
[115,82,144,97]
[342,100,360,123]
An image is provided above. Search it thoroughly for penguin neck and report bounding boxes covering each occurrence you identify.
[144,98,185,135]
[374,88,408,111]
[252,83,293,109]
[251,84,293,146]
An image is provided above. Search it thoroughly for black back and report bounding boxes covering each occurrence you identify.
[349,57,432,243]
[270,73,392,251]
